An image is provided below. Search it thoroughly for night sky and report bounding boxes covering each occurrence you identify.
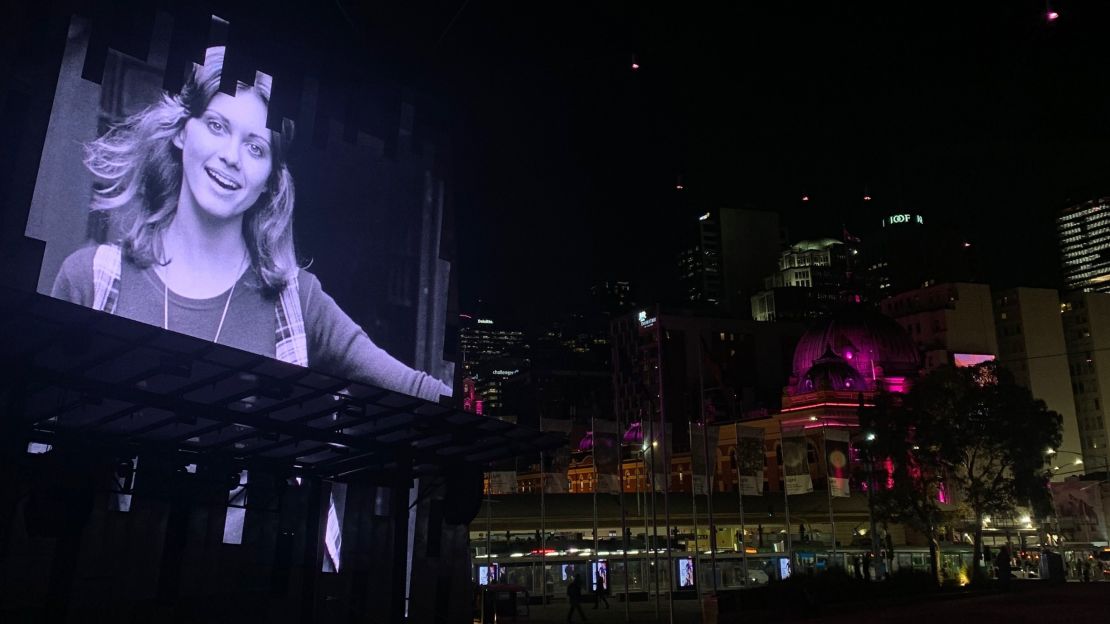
[391,1,1110,323]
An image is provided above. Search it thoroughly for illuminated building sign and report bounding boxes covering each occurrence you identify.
[882,214,925,227]
[477,318,494,325]
[638,310,656,329]
[491,369,519,377]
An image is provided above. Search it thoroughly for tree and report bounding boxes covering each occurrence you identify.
[866,377,960,587]
[944,363,1061,580]
[866,364,1061,585]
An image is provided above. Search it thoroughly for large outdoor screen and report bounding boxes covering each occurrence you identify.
[25,13,453,402]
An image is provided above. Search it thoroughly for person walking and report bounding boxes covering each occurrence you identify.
[567,574,588,622]
[995,545,1013,589]
[594,572,610,610]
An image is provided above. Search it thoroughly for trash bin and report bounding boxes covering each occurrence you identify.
[481,584,527,622]
[702,593,718,624]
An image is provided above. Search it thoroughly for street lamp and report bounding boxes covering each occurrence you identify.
[1045,449,1085,475]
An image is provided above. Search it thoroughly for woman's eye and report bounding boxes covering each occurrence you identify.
[246,143,265,158]
[206,119,225,133]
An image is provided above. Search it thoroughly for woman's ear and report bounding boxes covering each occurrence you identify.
[172,126,186,149]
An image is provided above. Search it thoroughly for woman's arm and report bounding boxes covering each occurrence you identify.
[300,271,451,401]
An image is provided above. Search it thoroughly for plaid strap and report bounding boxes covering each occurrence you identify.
[92,244,122,314]
[275,274,309,367]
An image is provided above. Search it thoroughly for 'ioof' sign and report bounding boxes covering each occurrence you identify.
[883,213,925,227]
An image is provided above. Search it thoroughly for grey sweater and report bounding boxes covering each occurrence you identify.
[52,246,450,401]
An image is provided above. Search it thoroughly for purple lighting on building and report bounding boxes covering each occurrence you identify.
[624,421,643,444]
[1047,10,1059,22]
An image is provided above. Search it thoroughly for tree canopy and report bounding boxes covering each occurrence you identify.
[865,362,1061,584]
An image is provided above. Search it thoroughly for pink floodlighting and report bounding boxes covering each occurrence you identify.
[963,242,972,248]
[801,195,810,202]
[1047,11,1059,22]
[676,184,684,190]
[863,195,872,201]
[954,353,995,368]
[780,401,873,414]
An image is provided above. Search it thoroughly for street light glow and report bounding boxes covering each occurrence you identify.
[865,432,876,441]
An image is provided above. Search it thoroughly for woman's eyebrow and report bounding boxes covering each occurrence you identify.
[246,131,272,146]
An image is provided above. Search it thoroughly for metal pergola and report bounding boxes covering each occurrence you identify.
[0,288,561,481]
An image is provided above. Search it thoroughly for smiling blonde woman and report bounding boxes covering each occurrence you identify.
[51,47,449,401]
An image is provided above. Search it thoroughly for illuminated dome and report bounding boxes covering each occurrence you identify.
[791,307,919,390]
[798,348,866,393]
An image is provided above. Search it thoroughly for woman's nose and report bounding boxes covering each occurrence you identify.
[219,138,240,168]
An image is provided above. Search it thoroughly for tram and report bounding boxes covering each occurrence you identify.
[473,544,976,599]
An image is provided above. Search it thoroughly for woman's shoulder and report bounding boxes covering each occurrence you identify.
[60,244,100,269]
[51,244,105,304]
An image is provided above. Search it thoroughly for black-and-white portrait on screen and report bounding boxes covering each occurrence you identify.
[25,15,454,401]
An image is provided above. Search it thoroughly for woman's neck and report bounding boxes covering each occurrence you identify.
[159,208,249,299]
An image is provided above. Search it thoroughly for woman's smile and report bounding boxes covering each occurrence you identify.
[205,165,242,191]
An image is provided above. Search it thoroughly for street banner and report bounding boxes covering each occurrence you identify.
[541,417,573,493]
[648,422,673,493]
[825,428,851,498]
[781,429,813,495]
[735,426,765,496]
[593,417,621,495]
[488,471,517,495]
[690,422,719,496]
[1051,480,1107,543]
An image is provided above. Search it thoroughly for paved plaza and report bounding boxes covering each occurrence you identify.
[515,581,1108,624]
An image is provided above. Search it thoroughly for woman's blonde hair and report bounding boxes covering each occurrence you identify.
[85,46,297,294]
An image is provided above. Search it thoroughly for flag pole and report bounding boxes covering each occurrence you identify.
[704,423,718,593]
[591,414,600,605]
[655,313,675,624]
[823,418,838,566]
[733,426,749,585]
[648,410,660,620]
[689,422,703,620]
[780,421,793,559]
[540,416,547,605]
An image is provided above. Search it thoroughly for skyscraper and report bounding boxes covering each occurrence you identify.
[1061,292,1110,474]
[1058,197,1110,293]
[678,208,782,314]
[751,237,862,322]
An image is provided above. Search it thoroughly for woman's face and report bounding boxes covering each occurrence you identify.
[175,89,273,222]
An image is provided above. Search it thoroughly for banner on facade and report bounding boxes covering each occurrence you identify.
[690,421,721,495]
[781,428,813,495]
[593,417,621,495]
[825,428,851,498]
[735,426,765,497]
[647,422,673,493]
[1051,480,1107,543]
[488,471,518,495]
[541,417,573,494]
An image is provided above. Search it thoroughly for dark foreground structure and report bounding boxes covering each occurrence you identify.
[0,289,558,622]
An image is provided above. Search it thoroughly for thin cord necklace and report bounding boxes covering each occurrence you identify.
[163,252,247,345]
